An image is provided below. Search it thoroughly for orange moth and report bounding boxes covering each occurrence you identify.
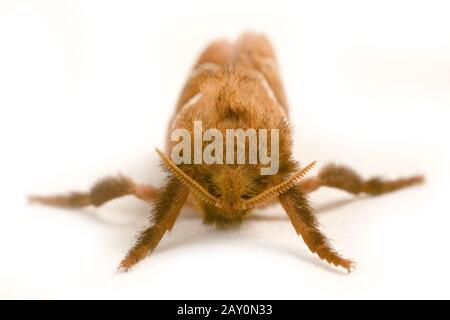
[30,33,423,272]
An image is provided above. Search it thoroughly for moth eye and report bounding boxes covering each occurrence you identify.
[207,186,222,198]
[240,194,251,200]
[211,191,222,198]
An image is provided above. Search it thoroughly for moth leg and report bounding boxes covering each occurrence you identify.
[279,185,354,272]
[118,176,189,271]
[28,175,157,208]
[299,163,424,195]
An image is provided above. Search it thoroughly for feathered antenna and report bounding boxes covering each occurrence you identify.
[242,161,316,209]
[156,148,315,211]
[155,148,221,207]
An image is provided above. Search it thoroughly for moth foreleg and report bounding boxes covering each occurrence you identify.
[279,185,354,272]
[118,176,189,271]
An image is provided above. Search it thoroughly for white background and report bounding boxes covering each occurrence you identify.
[1,0,449,299]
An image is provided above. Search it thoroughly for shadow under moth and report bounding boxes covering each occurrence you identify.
[30,32,423,272]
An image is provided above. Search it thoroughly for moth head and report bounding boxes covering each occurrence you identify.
[156,148,315,212]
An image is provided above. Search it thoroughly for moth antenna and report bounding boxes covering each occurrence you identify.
[155,148,221,207]
[243,161,316,209]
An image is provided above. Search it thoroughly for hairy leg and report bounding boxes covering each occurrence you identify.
[300,163,424,195]
[279,185,354,272]
[28,175,157,208]
[118,176,189,271]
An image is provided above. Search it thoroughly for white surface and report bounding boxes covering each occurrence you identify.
[1,0,449,299]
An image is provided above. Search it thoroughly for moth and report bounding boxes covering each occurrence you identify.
[29,33,423,272]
